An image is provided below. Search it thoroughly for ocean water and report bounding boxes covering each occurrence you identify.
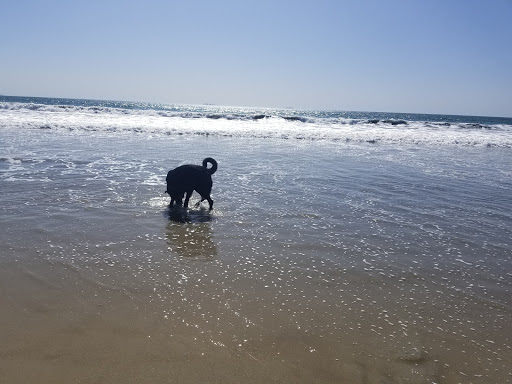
[1,96,511,383]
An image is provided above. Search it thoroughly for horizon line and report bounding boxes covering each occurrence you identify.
[1,93,511,120]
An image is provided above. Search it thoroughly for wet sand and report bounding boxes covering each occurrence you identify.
[1,234,510,383]
[1,133,511,383]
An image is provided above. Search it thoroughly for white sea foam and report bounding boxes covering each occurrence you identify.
[1,101,511,148]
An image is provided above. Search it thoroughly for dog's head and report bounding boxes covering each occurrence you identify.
[167,188,185,202]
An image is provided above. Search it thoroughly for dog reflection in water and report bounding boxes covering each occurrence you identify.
[165,217,217,260]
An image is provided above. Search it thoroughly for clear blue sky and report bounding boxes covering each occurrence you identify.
[2,0,511,116]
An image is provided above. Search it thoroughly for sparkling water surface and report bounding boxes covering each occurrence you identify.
[0,97,511,383]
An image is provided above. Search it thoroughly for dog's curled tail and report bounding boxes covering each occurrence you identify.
[202,157,218,175]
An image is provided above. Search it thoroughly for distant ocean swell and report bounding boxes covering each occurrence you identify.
[1,98,511,148]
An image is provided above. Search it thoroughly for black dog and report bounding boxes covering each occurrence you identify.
[166,158,217,210]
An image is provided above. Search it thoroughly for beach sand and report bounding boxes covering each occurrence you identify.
[1,236,510,383]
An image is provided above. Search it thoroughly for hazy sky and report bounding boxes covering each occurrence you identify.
[2,0,511,116]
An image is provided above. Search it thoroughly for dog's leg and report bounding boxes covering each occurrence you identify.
[183,190,193,208]
[195,196,213,210]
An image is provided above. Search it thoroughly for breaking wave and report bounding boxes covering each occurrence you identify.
[1,99,511,148]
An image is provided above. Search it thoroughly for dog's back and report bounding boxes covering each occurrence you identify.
[167,164,211,188]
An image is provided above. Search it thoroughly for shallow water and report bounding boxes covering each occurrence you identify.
[1,124,511,383]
